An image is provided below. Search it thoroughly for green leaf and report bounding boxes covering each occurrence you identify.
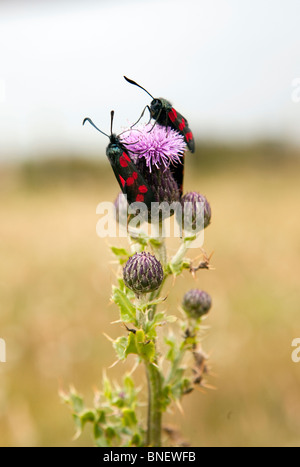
[71,409,95,440]
[170,377,191,400]
[129,233,148,247]
[96,409,106,425]
[80,409,95,424]
[124,330,155,362]
[130,433,143,447]
[105,426,117,440]
[72,414,83,439]
[184,234,197,243]
[149,238,163,247]
[123,374,135,395]
[165,336,176,362]
[143,311,166,337]
[160,385,172,411]
[117,278,135,298]
[103,376,112,400]
[146,311,177,330]
[112,286,136,324]
[168,261,184,276]
[170,382,183,400]
[125,332,138,357]
[135,329,145,343]
[113,336,128,360]
[182,260,191,269]
[94,433,110,447]
[136,330,155,361]
[93,422,104,440]
[140,340,155,361]
[138,297,166,312]
[110,246,130,264]
[69,390,84,413]
[122,408,137,428]
[117,277,126,291]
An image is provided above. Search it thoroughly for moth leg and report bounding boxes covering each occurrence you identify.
[165,112,170,137]
[130,105,151,128]
[147,108,162,134]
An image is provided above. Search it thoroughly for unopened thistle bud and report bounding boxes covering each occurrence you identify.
[123,252,164,294]
[182,289,212,319]
[177,192,211,234]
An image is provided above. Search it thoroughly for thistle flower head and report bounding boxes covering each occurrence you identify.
[182,289,212,319]
[121,123,186,173]
[121,124,186,213]
[123,252,164,295]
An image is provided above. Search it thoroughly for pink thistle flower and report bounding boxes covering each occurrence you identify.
[121,123,186,173]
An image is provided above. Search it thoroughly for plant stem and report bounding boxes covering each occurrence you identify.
[136,294,148,329]
[145,361,162,447]
[135,294,162,446]
[150,221,167,266]
[170,238,192,269]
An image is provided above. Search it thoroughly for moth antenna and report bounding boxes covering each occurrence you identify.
[82,117,109,138]
[124,76,154,99]
[110,110,115,135]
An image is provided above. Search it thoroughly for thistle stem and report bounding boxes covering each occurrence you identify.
[150,221,167,266]
[135,293,162,445]
[145,361,162,447]
[136,294,148,329]
[128,235,144,254]
[170,239,192,268]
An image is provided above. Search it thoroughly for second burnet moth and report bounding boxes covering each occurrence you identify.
[124,76,195,196]
[123,76,195,154]
[83,111,155,209]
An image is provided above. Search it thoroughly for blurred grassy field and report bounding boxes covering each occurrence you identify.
[1,144,300,447]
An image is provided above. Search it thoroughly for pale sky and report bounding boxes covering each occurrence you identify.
[0,0,300,160]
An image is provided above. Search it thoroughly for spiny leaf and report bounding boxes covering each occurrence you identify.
[111,246,130,264]
[124,330,155,362]
[125,332,138,357]
[113,336,129,360]
[137,296,167,311]
[112,286,136,324]
[122,408,138,428]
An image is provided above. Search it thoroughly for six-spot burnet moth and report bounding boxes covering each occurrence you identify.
[123,76,195,154]
[83,111,155,209]
[123,76,195,196]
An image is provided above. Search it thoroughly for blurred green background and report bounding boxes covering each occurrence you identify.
[1,144,300,447]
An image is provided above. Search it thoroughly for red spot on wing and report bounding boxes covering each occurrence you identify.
[168,108,177,123]
[119,175,125,187]
[179,118,186,131]
[136,194,144,202]
[119,155,128,167]
[138,185,148,193]
[126,176,134,186]
[185,132,193,142]
[132,171,138,180]
[122,152,131,162]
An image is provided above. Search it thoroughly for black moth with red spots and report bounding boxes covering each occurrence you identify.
[107,135,154,208]
[124,76,195,195]
[83,112,155,209]
[124,76,195,153]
